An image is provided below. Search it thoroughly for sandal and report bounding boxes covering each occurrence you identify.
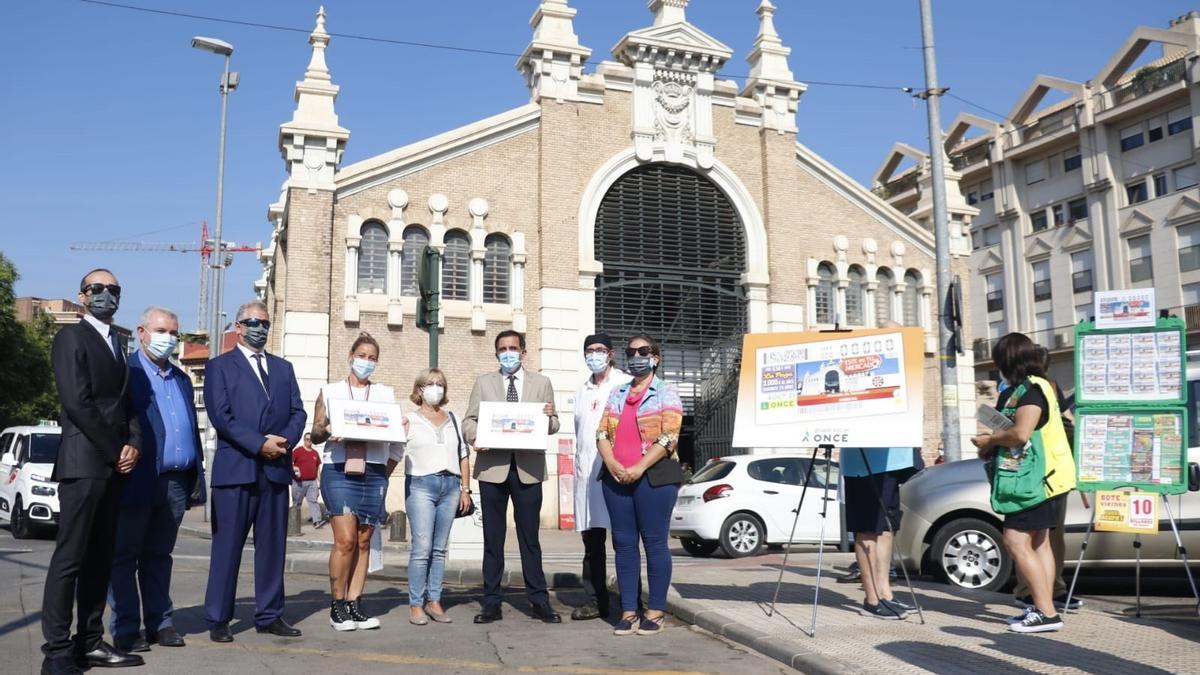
[637,614,666,636]
[613,614,639,636]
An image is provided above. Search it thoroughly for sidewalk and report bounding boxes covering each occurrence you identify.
[179,510,1200,673]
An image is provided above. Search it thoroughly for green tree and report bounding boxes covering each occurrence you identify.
[0,252,59,428]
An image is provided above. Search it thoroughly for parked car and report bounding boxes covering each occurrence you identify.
[0,425,62,539]
[671,453,842,558]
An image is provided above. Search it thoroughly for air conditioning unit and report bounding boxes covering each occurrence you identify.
[1055,332,1073,348]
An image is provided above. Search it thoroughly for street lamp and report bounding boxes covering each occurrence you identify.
[192,35,238,359]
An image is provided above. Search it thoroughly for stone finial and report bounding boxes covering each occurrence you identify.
[305,6,331,82]
[278,6,348,191]
[650,0,689,26]
[742,0,806,132]
[518,0,592,103]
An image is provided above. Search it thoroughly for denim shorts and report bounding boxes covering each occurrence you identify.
[319,462,389,527]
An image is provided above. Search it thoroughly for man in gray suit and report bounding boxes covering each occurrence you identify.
[463,330,561,624]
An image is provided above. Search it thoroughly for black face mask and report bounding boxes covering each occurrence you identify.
[243,324,269,350]
[87,290,119,322]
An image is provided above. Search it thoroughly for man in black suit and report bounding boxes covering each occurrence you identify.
[41,269,144,674]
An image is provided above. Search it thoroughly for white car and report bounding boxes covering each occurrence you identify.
[0,425,62,539]
[671,454,842,558]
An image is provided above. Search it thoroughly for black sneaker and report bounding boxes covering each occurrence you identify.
[836,562,862,584]
[347,598,381,630]
[1009,610,1063,633]
[861,601,905,620]
[329,599,356,632]
[1008,605,1035,624]
[1054,594,1083,611]
[880,598,912,616]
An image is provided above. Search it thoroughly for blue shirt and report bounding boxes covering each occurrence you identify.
[839,447,915,477]
[138,350,197,472]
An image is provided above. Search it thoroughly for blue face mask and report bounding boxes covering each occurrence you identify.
[145,332,178,360]
[498,351,522,374]
[628,355,657,376]
[585,353,609,374]
[351,358,376,380]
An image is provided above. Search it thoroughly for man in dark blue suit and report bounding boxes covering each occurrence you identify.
[108,306,206,652]
[202,301,307,642]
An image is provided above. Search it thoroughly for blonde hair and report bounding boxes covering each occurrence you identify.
[409,368,449,406]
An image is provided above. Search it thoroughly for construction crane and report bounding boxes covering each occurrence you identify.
[69,221,261,335]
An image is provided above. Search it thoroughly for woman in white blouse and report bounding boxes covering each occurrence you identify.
[404,368,471,625]
[310,333,404,632]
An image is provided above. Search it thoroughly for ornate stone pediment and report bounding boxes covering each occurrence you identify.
[1024,234,1054,260]
[1167,194,1200,226]
[1060,221,1093,251]
[614,22,733,71]
[978,247,1005,271]
[1120,207,1155,236]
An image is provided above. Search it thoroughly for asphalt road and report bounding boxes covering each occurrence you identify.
[0,529,789,675]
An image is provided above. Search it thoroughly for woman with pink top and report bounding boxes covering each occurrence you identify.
[595,334,684,636]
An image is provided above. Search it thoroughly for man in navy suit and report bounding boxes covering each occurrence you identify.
[108,306,206,653]
[202,301,307,642]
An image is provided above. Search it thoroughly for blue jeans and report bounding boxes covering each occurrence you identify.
[107,473,188,640]
[405,473,460,606]
[601,474,679,612]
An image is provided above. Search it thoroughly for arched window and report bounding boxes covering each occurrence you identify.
[875,267,894,326]
[357,222,388,294]
[400,225,429,297]
[815,262,835,325]
[441,229,470,301]
[903,269,922,326]
[846,265,866,326]
[483,233,511,304]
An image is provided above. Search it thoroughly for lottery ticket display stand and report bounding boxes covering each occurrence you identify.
[1066,315,1200,616]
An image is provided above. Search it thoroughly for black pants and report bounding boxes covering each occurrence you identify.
[480,460,547,607]
[580,528,610,615]
[41,476,124,662]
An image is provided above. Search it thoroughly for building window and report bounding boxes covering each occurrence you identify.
[1128,235,1153,283]
[1120,124,1145,151]
[1154,173,1168,197]
[400,225,429,297]
[1076,303,1092,324]
[1052,203,1065,226]
[441,230,471,301]
[1175,164,1199,190]
[482,233,511,304]
[1068,197,1088,222]
[1071,249,1094,293]
[988,320,1007,340]
[1063,151,1082,172]
[1126,179,1148,205]
[1149,124,1164,143]
[1168,107,1193,135]
[980,179,995,201]
[986,272,1004,313]
[1031,210,1048,232]
[1032,260,1052,302]
[875,267,894,326]
[1179,223,1200,273]
[357,222,388,294]
[1025,160,1046,185]
[902,270,921,327]
[1184,282,1200,307]
[846,266,865,326]
[815,262,835,324]
[983,225,1000,247]
[966,190,979,206]
[1035,311,1054,348]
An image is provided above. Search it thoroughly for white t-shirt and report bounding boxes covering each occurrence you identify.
[320,380,404,465]
[572,368,632,531]
[404,410,465,477]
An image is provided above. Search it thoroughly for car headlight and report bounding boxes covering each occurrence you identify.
[31,485,55,496]
[29,473,52,483]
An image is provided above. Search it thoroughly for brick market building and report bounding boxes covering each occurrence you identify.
[257,1,975,524]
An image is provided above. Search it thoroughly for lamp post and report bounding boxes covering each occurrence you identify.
[191,36,238,359]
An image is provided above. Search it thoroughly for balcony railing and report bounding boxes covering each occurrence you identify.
[1017,108,1076,145]
[872,172,919,200]
[950,143,990,171]
[1110,60,1188,108]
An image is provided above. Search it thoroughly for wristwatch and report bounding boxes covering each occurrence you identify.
[655,433,673,450]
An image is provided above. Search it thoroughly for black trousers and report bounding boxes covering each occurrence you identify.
[41,476,124,661]
[480,460,547,607]
[580,528,610,615]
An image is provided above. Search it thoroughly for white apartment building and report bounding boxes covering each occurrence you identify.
[872,12,1200,386]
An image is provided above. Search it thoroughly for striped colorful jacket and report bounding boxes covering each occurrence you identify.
[597,376,684,456]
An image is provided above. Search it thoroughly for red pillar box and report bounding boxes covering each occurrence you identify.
[558,439,575,530]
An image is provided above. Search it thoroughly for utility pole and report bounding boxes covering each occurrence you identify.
[917,0,962,462]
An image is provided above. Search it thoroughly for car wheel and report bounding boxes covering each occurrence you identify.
[680,537,719,557]
[930,517,1011,592]
[719,513,765,558]
[10,496,31,540]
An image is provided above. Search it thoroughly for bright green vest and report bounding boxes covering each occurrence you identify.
[991,376,1076,514]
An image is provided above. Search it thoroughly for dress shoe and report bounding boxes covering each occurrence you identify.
[209,622,234,643]
[473,605,503,624]
[147,627,186,647]
[530,602,562,624]
[255,618,302,637]
[79,641,145,668]
[112,635,150,653]
[570,603,603,621]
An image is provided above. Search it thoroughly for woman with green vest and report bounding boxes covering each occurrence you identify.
[972,332,1076,634]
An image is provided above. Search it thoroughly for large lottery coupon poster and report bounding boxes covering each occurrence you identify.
[732,328,925,448]
[1077,328,1183,403]
[1076,411,1186,491]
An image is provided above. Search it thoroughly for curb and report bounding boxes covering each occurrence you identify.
[178,524,411,553]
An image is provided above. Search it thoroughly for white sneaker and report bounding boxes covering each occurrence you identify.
[1009,610,1063,633]
[347,599,381,630]
[330,600,357,631]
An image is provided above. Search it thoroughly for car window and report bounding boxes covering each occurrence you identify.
[12,436,28,465]
[689,460,734,484]
[748,458,803,486]
[1188,379,1200,448]
[28,434,60,465]
[0,433,13,458]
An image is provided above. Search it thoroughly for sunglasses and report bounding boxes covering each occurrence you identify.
[239,318,271,329]
[625,346,654,358]
[81,283,121,298]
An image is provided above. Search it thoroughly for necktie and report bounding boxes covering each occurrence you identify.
[506,375,518,402]
[253,354,271,397]
[109,331,124,364]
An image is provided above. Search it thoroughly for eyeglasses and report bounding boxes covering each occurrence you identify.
[584,347,610,355]
[239,318,271,329]
[625,346,654,358]
[81,283,121,298]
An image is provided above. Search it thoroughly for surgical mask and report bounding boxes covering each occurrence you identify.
[87,290,119,322]
[243,324,269,350]
[628,355,657,376]
[351,358,376,380]
[422,385,445,406]
[498,351,522,374]
[145,332,178,360]
[585,353,610,374]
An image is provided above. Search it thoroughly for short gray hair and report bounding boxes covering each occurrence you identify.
[235,300,269,323]
[140,305,178,328]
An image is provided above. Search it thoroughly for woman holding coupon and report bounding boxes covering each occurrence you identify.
[310,333,405,632]
[595,334,684,636]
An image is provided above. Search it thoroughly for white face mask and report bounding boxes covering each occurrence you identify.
[422,384,445,406]
[144,332,178,360]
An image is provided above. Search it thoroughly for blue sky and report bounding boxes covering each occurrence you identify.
[4,0,1193,331]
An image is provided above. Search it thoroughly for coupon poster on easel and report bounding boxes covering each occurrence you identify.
[731,328,926,448]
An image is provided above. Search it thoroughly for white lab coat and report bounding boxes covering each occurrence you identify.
[572,368,632,531]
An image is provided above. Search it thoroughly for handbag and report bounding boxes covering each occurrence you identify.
[344,441,368,476]
[447,412,476,518]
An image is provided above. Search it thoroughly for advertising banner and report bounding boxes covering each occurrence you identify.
[1094,490,1159,534]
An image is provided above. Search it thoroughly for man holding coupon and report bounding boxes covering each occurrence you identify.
[463,330,561,625]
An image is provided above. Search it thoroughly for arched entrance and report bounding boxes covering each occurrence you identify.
[593,163,747,468]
